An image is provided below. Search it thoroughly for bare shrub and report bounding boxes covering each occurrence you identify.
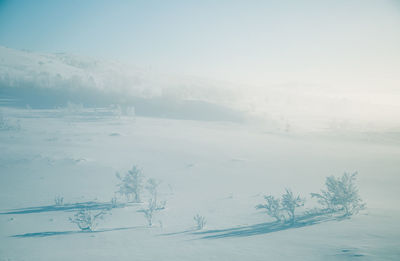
[281,189,305,223]
[140,198,166,227]
[311,172,365,216]
[54,195,64,206]
[69,209,109,231]
[139,178,166,227]
[256,195,284,222]
[193,214,207,230]
[146,178,160,201]
[116,165,144,203]
[256,189,304,224]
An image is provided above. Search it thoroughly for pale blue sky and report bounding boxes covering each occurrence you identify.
[0,0,399,89]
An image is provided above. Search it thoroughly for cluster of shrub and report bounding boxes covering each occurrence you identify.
[67,166,163,231]
[115,165,167,227]
[67,165,208,232]
[67,169,364,232]
[256,172,365,223]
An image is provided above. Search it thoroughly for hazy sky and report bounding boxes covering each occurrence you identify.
[0,0,399,91]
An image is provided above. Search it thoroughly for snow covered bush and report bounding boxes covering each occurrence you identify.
[256,189,304,223]
[281,189,305,223]
[116,165,144,203]
[54,195,64,206]
[311,172,365,216]
[256,195,284,222]
[69,209,109,231]
[193,214,207,230]
[139,178,166,227]
[146,178,160,201]
[140,198,166,227]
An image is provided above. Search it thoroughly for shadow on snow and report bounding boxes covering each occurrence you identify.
[193,211,347,239]
[0,201,129,215]
[11,226,141,238]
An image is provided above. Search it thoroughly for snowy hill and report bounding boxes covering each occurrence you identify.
[1,46,399,131]
[0,46,243,121]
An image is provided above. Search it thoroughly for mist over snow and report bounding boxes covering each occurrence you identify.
[1,46,399,131]
[0,46,244,122]
[1,1,400,260]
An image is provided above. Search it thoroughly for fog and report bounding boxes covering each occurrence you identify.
[1,46,399,131]
[1,1,400,261]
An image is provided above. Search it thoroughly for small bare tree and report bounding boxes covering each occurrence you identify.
[116,165,144,203]
[69,209,109,231]
[139,178,166,227]
[140,198,166,227]
[256,195,284,222]
[193,214,207,230]
[311,172,365,216]
[54,195,64,206]
[281,189,305,224]
[146,178,160,202]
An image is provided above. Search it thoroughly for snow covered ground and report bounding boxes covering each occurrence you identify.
[1,106,399,260]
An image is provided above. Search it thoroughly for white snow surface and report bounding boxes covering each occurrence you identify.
[0,107,400,260]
